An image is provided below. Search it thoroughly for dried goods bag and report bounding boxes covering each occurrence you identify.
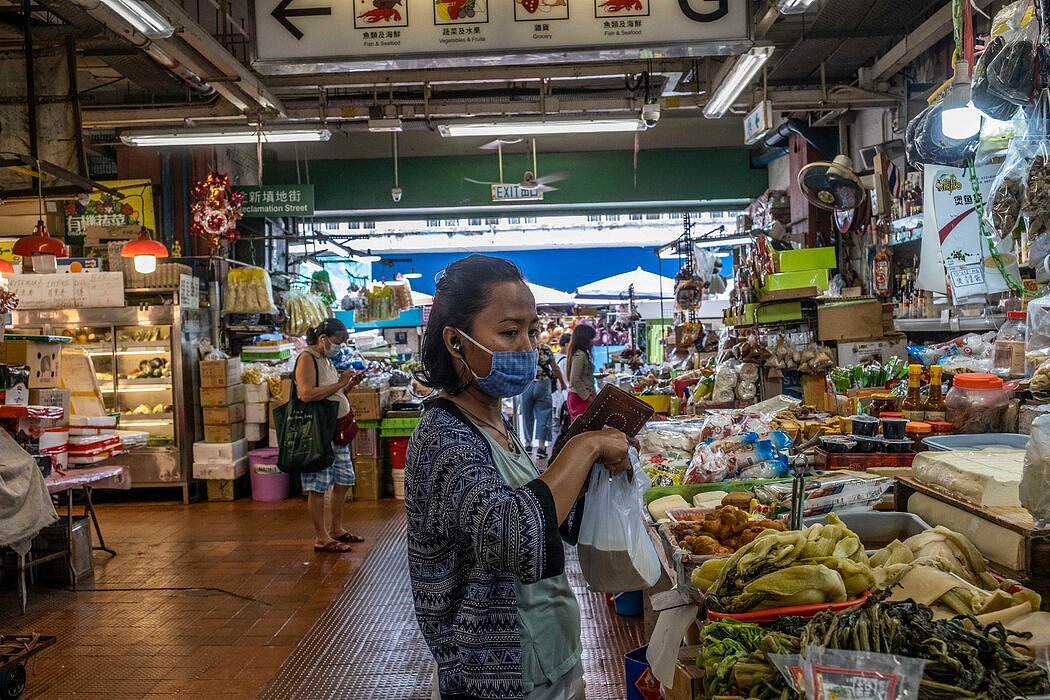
[1020,413,1050,526]
[576,448,661,593]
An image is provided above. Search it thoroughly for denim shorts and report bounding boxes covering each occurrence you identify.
[300,444,356,493]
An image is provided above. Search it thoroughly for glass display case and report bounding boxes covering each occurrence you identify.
[11,306,211,503]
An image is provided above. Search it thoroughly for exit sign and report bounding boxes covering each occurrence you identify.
[491,183,543,202]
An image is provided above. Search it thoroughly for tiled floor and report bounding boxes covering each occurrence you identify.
[1,493,643,698]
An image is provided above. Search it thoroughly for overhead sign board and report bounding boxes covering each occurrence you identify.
[491,183,543,202]
[235,185,315,217]
[743,100,774,145]
[253,0,749,73]
[64,179,156,244]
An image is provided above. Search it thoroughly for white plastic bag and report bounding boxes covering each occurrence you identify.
[1021,413,1050,526]
[577,448,661,593]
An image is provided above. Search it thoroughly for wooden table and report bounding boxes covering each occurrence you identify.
[11,466,131,614]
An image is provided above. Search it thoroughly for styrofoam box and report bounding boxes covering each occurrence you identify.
[245,402,268,424]
[193,456,249,480]
[245,383,270,403]
[245,423,265,443]
[269,428,278,448]
[192,439,247,464]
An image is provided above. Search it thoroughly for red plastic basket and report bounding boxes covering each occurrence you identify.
[387,436,410,471]
[707,592,870,623]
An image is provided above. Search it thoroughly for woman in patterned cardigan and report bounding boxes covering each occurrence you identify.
[406,255,631,700]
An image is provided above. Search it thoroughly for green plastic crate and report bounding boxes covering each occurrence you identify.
[357,420,381,429]
[381,417,420,435]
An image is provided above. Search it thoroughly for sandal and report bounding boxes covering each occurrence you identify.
[313,540,353,553]
[333,532,366,544]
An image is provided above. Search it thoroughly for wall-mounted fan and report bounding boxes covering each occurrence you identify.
[798,155,869,212]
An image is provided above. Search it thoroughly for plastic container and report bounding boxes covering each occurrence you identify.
[803,511,930,549]
[923,432,1030,451]
[994,310,1027,379]
[906,422,932,451]
[1026,294,1050,375]
[387,436,410,471]
[927,420,954,437]
[813,449,916,471]
[881,438,914,454]
[248,447,289,502]
[880,417,908,440]
[624,645,660,700]
[820,435,857,453]
[613,590,643,617]
[393,467,405,500]
[850,415,879,437]
[852,435,880,453]
[945,373,1010,434]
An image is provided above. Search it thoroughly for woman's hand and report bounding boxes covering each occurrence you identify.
[577,427,631,476]
[342,370,365,392]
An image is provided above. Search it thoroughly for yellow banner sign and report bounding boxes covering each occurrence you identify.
[64,179,156,238]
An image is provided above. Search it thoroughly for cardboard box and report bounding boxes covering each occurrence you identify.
[270,377,293,405]
[352,426,379,458]
[245,402,268,424]
[817,300,885,342]
[742,301,803,324]
[200,383,245,408]
[193,456,249,481]
[763,269,830,293]
[199,358,242,388]
[348,389,387,421]
[778,246,837,272]
[245,422,266,443]
[244,383,270,403]
[203,403,246,426]
[835,337,909,366]
[268,427,278,448]
[204,422,245,443]
[802,373,830,412]
[205,473,249,501]
[29,388,71,419]
[193,438,247,464]
[665,646,704,700]
[352,456,382,501]
[0,339,62,388]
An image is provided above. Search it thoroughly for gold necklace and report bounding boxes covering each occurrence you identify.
[458,403,518,454]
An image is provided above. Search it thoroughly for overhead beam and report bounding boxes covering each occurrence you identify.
[871,0,995,81]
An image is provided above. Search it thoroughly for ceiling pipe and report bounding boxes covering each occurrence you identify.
[762,118,837,157]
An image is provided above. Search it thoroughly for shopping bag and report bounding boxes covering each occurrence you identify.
[576,448,662,593]
[273,378,337,474]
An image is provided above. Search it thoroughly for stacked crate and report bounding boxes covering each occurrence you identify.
[197,358,247,500]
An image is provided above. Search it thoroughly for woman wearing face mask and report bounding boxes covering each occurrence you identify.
[297,318,366,553]
[406,255,631,700]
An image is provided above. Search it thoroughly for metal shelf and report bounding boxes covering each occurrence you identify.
[894,316,1004,333]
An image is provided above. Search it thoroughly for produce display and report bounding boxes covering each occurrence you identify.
[669,506,786,556]
[124,357,169,380]
[829,357,908,392]
[283,290,329,336]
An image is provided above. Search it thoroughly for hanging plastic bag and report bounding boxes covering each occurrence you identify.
[985,138,1029,236]
[576,448,661,593]
[906,104,979,169]
[1020,413,1050,526]
[986,1,1038,106]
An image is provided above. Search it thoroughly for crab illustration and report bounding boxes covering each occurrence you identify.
[599,0,642,11]
[359,0,402,22]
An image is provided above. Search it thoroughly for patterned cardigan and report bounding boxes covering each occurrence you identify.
[405,398,566,700]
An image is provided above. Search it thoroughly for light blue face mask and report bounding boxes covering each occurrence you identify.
[457,329,538,398]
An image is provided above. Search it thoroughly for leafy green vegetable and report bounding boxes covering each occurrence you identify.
[698,620,766,698]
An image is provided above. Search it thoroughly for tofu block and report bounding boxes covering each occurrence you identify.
[912,450,1024,507]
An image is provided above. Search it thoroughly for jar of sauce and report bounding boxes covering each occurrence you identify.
[906,421,932,451]
[871,394,899,418]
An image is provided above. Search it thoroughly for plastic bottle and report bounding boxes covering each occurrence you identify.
[994,311,1028,378]
[901,364,925,421]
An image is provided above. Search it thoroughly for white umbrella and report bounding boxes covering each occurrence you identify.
[411,290,434,306]
[526,282,574,307]
[573,267,677,304]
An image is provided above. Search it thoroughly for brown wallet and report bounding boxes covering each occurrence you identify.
[550,384,655,459]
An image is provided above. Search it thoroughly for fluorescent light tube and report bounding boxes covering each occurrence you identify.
[439,118,648,137]
[704,46,774,120]
[693,236,752,249]
[121,128,332,147]
[777,0,817,14]
[100,0,174,38]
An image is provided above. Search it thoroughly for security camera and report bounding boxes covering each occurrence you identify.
[641,102,660,127]
[391,187,403,203]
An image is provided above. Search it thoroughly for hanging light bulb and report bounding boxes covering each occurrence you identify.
[940,61,982,140]
[13,220,68,258]
[120,227,169,274]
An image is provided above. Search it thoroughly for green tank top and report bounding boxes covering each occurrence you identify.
[478,428,583,692]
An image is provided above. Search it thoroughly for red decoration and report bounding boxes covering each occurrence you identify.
[190,172,243,253]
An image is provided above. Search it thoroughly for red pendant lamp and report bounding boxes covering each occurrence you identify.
[13,219,67,258]
[120,227,169,274]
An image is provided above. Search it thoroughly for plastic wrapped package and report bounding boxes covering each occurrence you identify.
[683,443,729,484]
[637,420,704,453]
[576,450,662,592]
[283,290,329,336]
[638,450,690,488]
[1026,294,1050,369]
[1020,413,1050,525]
[712,363,738,403]
[224,268,277,314]
[985,1,1038,106]
[803,647,925,700]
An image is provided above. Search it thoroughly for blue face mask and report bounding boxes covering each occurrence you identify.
[457,329,537,398]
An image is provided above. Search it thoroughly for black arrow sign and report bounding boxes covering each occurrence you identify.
[271,0,331,40]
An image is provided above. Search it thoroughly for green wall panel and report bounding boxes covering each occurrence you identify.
[264,147,765,214]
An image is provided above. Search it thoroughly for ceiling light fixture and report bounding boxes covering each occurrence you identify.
[776,0,817,14]
[13,220,68,258]
[940,61,982,140]
[692,235,752,249]
[438,118,648,138]
[368,118,403,133]
[120,227,169,274]
[402,268,422,279]
[120,128,332,147]
[99,0,174,38]
[351,250,381,263]
[703,46,774,120]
